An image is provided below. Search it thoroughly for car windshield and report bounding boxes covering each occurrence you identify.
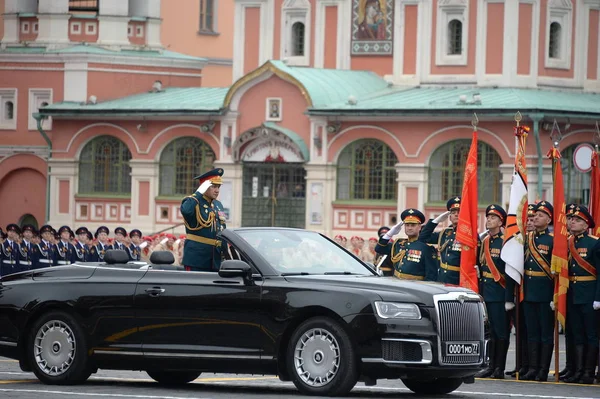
[236,230,374,276]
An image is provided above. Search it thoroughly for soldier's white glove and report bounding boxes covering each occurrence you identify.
[160,237,168,245]
[433,211,451,224]
[140,241,148,249]
[474,265,480,278]
[196,180,213,195]
[505,302,515,311]
[550,301,555,311]
[383,221,404,240]
[593,301,600,311]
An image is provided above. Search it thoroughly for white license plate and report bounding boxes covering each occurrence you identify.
[445,342,480,356]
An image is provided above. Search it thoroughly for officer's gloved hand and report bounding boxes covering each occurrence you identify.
[549,301,555,311]
[196,180,213,195]
[505,302,515,311]
[474,265,480,278]
[433,211,451,224]
[383,222,404,240]
[593,301,600,311]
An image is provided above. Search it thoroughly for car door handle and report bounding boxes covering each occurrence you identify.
[145,287,165,296]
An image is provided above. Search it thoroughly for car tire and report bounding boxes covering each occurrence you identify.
[146,370,201,385]
[402,377,463,394]
[286,316,358,396]
[28,311,92,385]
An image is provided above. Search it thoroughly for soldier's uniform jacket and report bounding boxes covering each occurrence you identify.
[18,240,34,271]
[376,237,437,281]
[523,229,554,302]
[1,239,19,276]
[567,232,600,305]
[55,240,76,266]
[420,221,461,285]
[89,242,111,262]
[181,192,227,271]
[33,240,56,269]
[479,232,507,302]
[127,244,141,262]
[113,241,127,251]
[74,241,89,262]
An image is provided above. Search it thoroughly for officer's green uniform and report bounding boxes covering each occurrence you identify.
[521,201,554,382]
[375,209,438,281]
[564,206,600,384]
[181,168,227,272]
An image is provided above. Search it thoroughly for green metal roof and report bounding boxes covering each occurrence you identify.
[311,86,600,115]
[40,87,228,116]
[263,122,310,161]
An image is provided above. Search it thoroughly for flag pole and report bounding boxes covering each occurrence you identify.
[514,111,522,381]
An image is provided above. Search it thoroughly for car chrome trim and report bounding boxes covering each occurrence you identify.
[0,340,17,347]
[362,338,433,365]
[143,352,263,359]
[93,350,144,356]
[433,292,484,366]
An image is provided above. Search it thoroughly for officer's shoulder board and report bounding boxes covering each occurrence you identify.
[589,235,599,241]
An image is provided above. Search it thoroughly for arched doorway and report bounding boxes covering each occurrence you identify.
[234,124,308,228]
[18,214,39,230]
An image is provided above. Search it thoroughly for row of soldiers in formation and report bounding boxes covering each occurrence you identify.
[0,224,186,276]
[371,197,600,384]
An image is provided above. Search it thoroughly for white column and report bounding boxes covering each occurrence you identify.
[129,159,157,234]
[47,158,78,228]
[64,62,88,102]
[129,0,161,18]
[304,164,332,234]
[5,0,37,13]
[1,14,19,45]
[395,163,427,214]
[97,0,130,47]
[146,18,162,49]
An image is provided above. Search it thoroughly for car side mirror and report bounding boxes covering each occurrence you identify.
[219,260,252,279]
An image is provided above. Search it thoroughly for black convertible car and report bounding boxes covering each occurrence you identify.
[0,228,487,396]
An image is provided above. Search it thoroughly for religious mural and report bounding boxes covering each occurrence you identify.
[351,0,393,55]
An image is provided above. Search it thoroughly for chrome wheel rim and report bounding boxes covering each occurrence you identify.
[34,320,76,376]
[293,328,340,387]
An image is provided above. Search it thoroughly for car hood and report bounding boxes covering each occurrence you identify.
[282,275,476,306]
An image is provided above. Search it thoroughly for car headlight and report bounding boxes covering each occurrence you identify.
[374,301,421,320]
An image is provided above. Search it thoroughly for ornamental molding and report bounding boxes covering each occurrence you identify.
[549,0,572,9]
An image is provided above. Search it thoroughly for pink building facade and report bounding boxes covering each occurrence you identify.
[2,0,600,240]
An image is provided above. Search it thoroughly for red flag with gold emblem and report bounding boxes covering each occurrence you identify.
[591,149,600,236]
[456,131,479,293]
[547,147,568,328]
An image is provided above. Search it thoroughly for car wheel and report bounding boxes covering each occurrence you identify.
[286,317,358,396]
[402,377,463,394]
[146,370,201,385]
[28,311,92,385]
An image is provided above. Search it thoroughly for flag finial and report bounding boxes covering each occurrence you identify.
[471,113,479,131]
[550,119,562,147]
[594,121,600,150]
[514,111,522,127]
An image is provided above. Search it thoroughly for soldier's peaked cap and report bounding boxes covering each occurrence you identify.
[194,168,224,185]
[446,196,461,211]
[534,201,554,219]
[401,209,425,224]
[571,205,595,229]
[486,204,507,225]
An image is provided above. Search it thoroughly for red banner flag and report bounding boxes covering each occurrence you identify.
[591,150,600,236]
[457,131,479,293]
[547,147,569,328]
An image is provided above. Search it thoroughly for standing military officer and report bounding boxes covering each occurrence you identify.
[74,227,90,262]
[89,226,111,262]
[181,168,227,272]
[477,205,510,379]
[113,227,128,251]
[1,224,20,276]
[128,229,143,261]
[562,206,600,384]
[34,225,56,269]
[375,209,437,281]
[18,225,36,271]
[55,226,76,266]
[419,197,459,285]
[517,201,555,381]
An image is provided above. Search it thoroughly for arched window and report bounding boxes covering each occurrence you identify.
[78,135,132,195]
[561,144,591,204]
[291,22,305,56]
[337,139,398,201]
[4,101,14,120]
[448,19,462,55]
[159,137,215,196]
[549,22,562,59]
[428,140,502,204]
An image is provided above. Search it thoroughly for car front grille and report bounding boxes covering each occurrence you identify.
[435,293,485,366]
[382,340,423,362]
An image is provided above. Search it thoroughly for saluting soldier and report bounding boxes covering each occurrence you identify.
[181,168,227,272]
[74,227,90,262]
[113,227,128,251]
[89,226,111,262]
[18,225,36,272]
[1,224,20,276]
[517,201,555,382]
[419,197,459,285]
[128,229,143,261]
[33,225,56,269]
[55,226,76,266]
[562,206,600,384]
[477,205,510,379]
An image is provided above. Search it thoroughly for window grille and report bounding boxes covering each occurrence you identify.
[561,144,591,204]
[448,19,462,55]
[428,140,501,204]
[160,137,215,196]
[292,22,305,56]
[4,101,14,120]
[337,139,398,201]
[68,0,99,12]
[549,22,562,59]
[78,135,132,195]
[199,0,215,32]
